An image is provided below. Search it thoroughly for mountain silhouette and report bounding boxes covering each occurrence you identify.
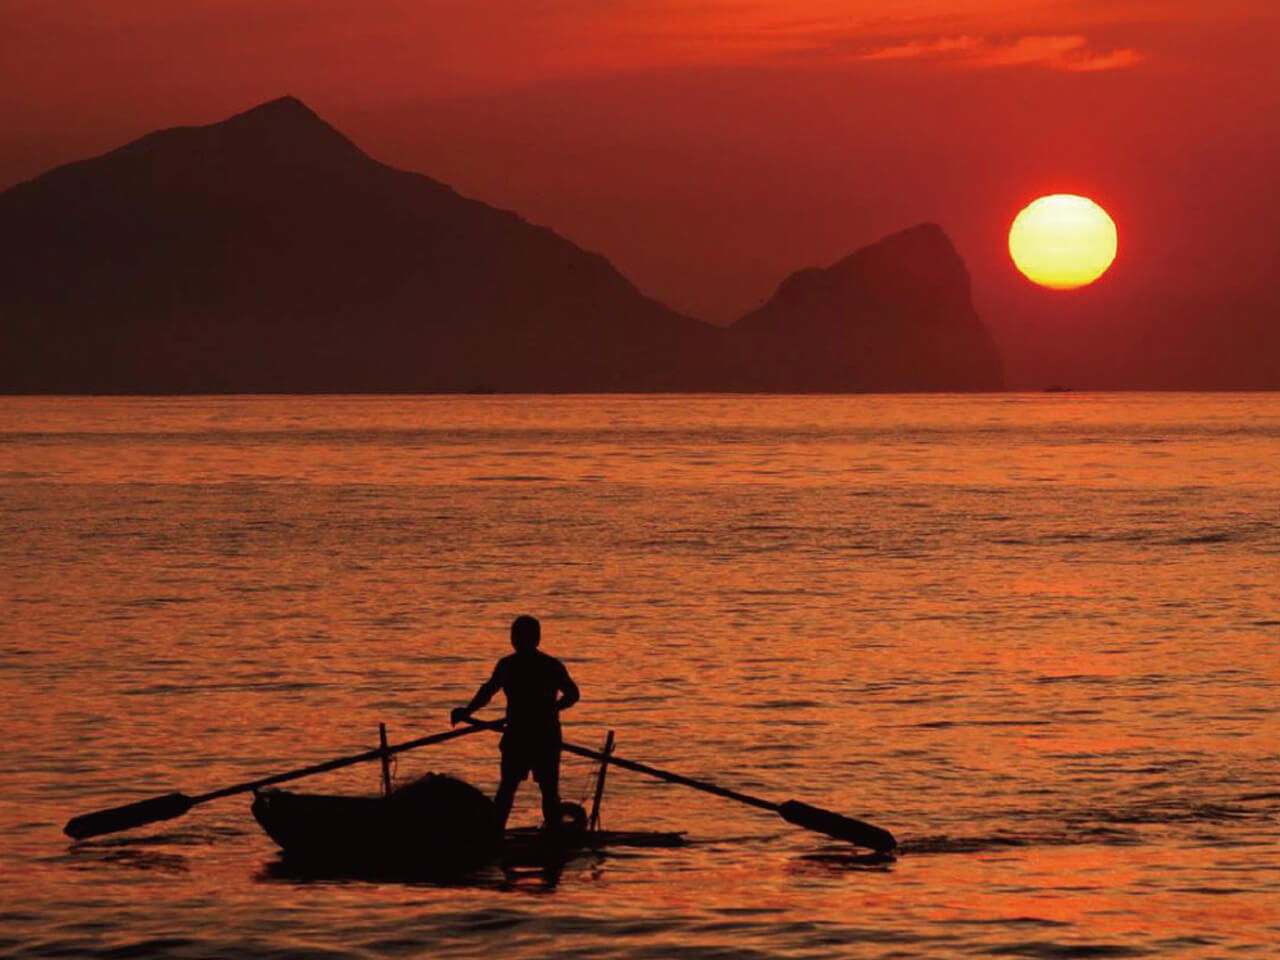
[0,97,1003,393]
[727,224,1002,391]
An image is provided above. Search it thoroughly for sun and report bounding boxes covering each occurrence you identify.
[1009,194,1117,290]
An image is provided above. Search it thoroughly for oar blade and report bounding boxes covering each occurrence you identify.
[779,800,897,853]
[64,792,194,840]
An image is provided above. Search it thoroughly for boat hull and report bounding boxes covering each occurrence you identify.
[252,773,501,874]
[251,773,685,877]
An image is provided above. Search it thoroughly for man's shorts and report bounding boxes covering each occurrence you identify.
[500,739,561,786]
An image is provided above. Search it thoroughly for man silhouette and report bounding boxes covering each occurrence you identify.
[451,615,579,832]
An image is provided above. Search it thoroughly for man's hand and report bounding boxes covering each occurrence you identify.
[450,707,472,727]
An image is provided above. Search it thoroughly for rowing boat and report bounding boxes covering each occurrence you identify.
[251,732,684,875]
[252,774,682,875]
[66,722,895,861]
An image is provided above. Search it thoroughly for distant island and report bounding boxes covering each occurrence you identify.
[0,97,1003,394]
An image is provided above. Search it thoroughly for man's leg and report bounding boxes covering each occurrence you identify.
[494,750,526,833]
[494,776,518,832]
[534,745,562,830]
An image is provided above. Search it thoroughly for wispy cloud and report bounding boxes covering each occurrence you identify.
[859,36,982,62]
[855,33,1145,71]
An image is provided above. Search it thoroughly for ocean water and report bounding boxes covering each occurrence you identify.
[1,393,1277,959]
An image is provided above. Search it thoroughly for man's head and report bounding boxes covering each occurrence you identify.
[510,615,541,652]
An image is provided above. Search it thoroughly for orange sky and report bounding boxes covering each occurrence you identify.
[2,0,1278,385]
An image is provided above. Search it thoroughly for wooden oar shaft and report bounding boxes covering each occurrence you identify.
[65,720,503,839]
[559,740,779,812]
[470,721,895,853]
[193,722,499,803]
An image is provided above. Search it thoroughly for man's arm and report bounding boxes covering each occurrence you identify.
[556,664,580,713]
[451,664,503,726]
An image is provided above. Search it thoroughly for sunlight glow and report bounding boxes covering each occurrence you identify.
[1009,194,1118,290]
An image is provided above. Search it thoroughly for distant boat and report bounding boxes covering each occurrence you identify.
[1044,384,1073,393]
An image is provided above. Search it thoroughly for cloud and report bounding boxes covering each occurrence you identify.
[855,33,1145,71]
[1053,46,1146,72]
[859,36,982,61]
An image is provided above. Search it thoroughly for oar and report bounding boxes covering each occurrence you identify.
[463,719,897,852]
[63,721,502,841]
